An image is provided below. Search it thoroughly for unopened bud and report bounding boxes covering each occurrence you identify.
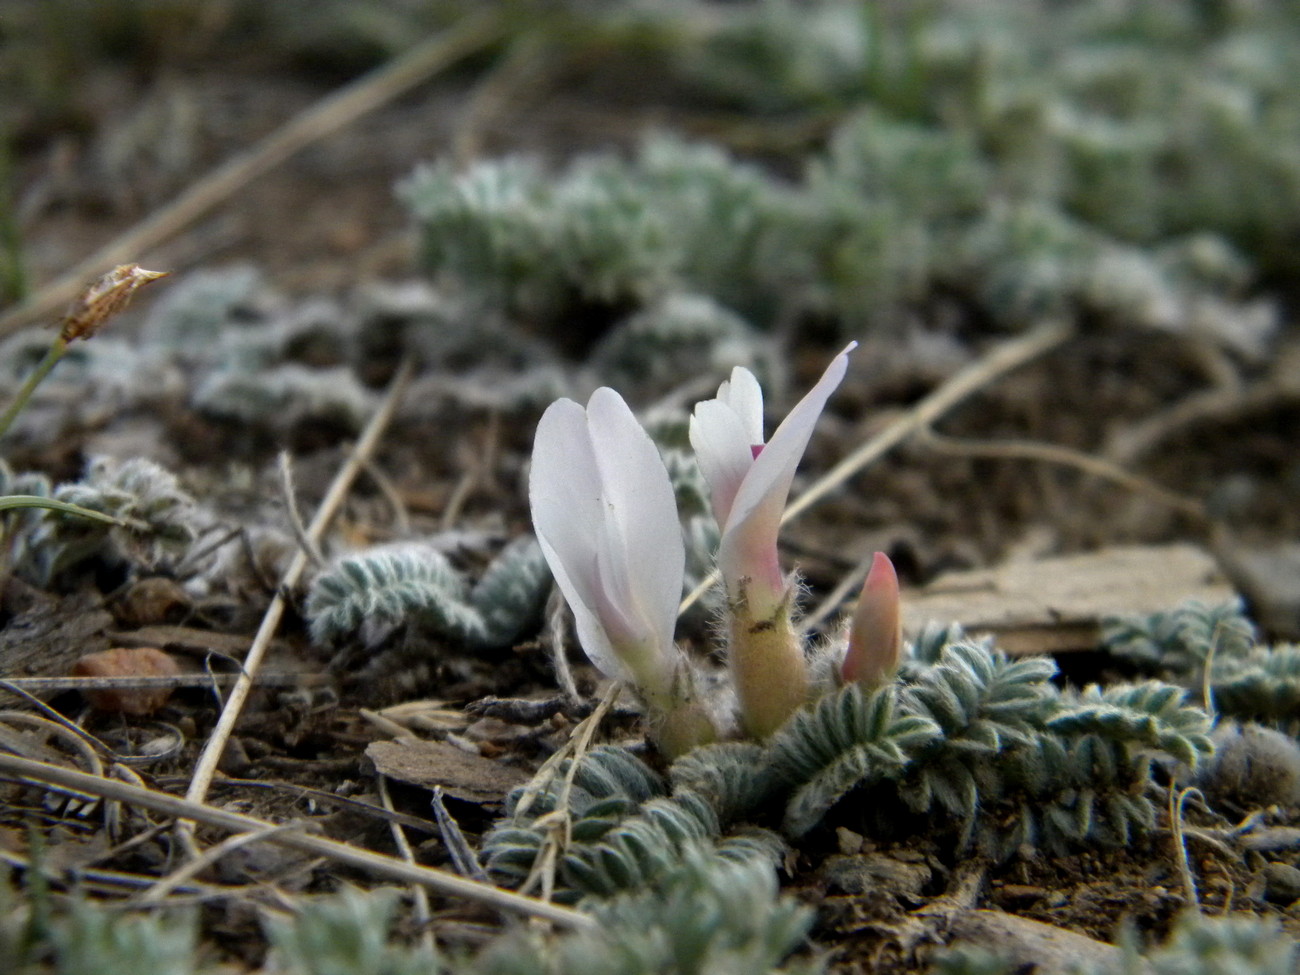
[60,264,169,343]
[841,552,902,686]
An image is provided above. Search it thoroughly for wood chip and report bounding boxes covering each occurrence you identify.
[365,737,526,805]
[902,543,1235,655]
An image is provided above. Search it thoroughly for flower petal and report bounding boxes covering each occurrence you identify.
[689,398,756,528]
[718,366,764,445]
[585,386,685,667]
[530,398,629,680]
[719,343,856,591]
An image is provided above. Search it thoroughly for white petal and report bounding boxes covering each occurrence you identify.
[529,398,629,681]
[584,387,685,659]
[718,367,764,445]
[689,398,755,528]
[724,343,855,542]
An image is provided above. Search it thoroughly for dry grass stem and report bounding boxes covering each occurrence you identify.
[0,673,314,699]
[1169,786,1202,910]
[377,773,436,954]
[182,360,414,826]
[136,823,305,905]
[278,451,325,569]
[916,428,1207,520]
[0,13,508,339]
[515,682,622,900]
[801,548,876,636]
[0,751,595,928]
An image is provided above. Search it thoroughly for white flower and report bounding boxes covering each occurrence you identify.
[688,343,855,736]
[529,387,685,706]
[690,343,856,618]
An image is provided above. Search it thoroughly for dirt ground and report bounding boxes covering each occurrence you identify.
[4,10,1300,974]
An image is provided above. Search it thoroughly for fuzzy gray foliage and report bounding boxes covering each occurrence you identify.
[53,904,200,975]
[0,459,53,568]
[472,848,821,975]
[1210,645,1300,731]
[305,537,550,651]
[935,901,1299,975]
[777,642,1210,855]
[1103,599,1256,673]
[1080,911,1298,975]
[489,641,1215,904]
[589,293,765,394]
[668,742,776,825]
[137,265,263,351]
[1103,599,1300,729]
[906,621,992,667]
[193,364,375,435]
[263,886,440,975]
[768,681,940,838]
[400,3,1295,351]
[1195,722,1300,810]
[19,456,199,586]
[401,135,797,331]
[483,745,768,903]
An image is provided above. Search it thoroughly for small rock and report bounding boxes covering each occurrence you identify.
[947,909,1127,972]
[71,647,180,715]
[1262,862,1300,904]
[836,827,864,855]
[1196,722,1300,809]
[111,577,192,627]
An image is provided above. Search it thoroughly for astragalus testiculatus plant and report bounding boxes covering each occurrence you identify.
[530,343,903,752]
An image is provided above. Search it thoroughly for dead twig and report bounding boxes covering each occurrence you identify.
[915,428,1207,521]
[432,784,489,882]
[0,673,316,697]
[0,13,507,338]
[544,588,581,707]
[514,683,621,901]
[0,751,594,929]
[1169,785,1203,910]
[182,361,413,835]
[278,451,325,569]
[377,774,436,955]
[135,822,305,905]
[1104,374,1300,467]
[453,32,561,167]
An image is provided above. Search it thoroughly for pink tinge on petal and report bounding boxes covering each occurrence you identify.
[716,344,856,615]
[750,444,764,459]
[842,551,902,685]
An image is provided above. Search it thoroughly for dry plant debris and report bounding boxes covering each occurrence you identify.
[2,3,1300,974]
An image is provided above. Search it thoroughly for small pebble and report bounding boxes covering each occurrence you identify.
[71,646,180,715]
[1197,722,1300,809]
[1263,862,1300,904]
[111,577,191,627]
[836,827,864,855]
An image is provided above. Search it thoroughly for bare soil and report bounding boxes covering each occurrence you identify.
[4,23,1300,974]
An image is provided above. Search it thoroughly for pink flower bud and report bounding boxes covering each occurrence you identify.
[842,552,902,686]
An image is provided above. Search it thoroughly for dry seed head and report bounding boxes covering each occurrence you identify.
[60,264,169,342]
